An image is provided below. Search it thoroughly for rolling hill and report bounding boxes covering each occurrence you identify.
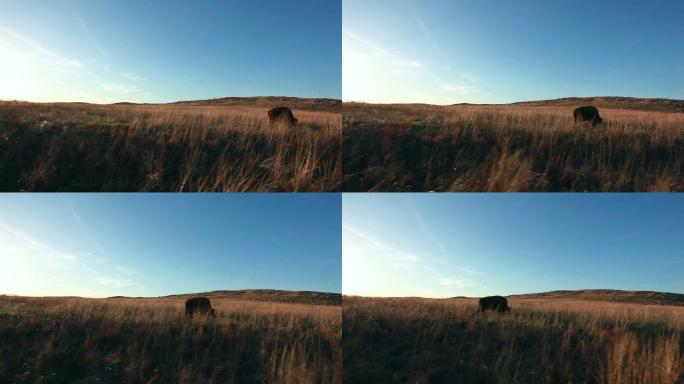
[110,289,341,306]
[171,96,341,111]
[508,289,684,306]
[510,96,684,113]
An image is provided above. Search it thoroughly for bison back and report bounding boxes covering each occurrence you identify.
[185,297,213,316]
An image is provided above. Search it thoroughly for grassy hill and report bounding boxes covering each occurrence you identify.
[343,98,684,192]
[0,98,341,192]
[344,295,684,383]
[158,289,341,306]
[171,96,341,111]
[347,96,684,113]
[510,96,684,113]
[507,289,684,306]
[0,292,342,383]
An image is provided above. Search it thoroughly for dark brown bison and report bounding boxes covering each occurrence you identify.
[185,297,215,317]
[573,105,603,125]
[479,296,510,313]
[268,106,298,125]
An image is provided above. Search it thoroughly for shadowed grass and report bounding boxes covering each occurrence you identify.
[0,296,342,384]
[0,101,341,192]
[343,296,684,384]
[343,103,684,191]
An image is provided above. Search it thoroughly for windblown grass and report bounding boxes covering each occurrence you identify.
[0,101,341,191]
[343,296,684,384]
[0,296,342,384]
[343,103,684,191]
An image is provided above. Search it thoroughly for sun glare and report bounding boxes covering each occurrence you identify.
[0,45,39,101]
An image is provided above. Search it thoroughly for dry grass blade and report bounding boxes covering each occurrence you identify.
[0,296,342,384]
[0,102,341,192]
[343,103,684,192]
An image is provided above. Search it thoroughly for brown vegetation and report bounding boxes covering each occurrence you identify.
[0,295,341,383]
[160,289,342,307]
[343,101,684,191]
[343,296,684,384]
[0,99,341,191]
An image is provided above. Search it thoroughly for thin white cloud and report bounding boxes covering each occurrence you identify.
[343,223,421,265]
[343,221,484,295]
[121,72,147,82]
[439,277,477,287]
[1,221,147,296]
[442,84,482,95]
[461,72,486,83]
[0,24,82,67]
[0,222,80,263]
[102,82,143,94]
[97,277,139,289]
[413,13,451,66]
[73,14,109,63]
[70,208,107,256]
[343,28,429,73]
[116,265,141,276]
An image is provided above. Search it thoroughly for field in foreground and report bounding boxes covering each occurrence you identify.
[0,97,341,192]
[0,292,342,384]
[343,294,684,384]
[343,97,684,191]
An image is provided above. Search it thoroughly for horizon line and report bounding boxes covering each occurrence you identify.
[1,94,343,106]
[342,95,684,106]
[1,287,343,299]
[342,287,684,299]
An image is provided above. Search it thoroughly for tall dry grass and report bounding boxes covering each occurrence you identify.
[0,102,341,191]
[343,296,684,384]
[343,103,684,191]
[0,296,342,384]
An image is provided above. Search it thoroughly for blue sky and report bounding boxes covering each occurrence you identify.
[0,194,341,297]
[343,0,684,104]
[0,0,341,103]
[343,194,684,298]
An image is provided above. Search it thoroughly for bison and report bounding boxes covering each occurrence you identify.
[573,105,603,125]
[185,297,215,317]
[268,106,298,126]
[479,296,510,313]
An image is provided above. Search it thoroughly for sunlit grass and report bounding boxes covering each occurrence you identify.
[343,296,684,384]
[0,296,342,383]
[0,102,341,191]
[343,103,684,191]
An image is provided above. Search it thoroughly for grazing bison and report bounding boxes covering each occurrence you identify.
[268,106,298,125]
[479,296,510,313]
[573,105,603,125]
[185,297,215,317]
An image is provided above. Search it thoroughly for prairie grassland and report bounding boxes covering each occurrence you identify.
[0,101,341,191]
[0,296,342,384]
[343,103,684,191]
[343,296,684,384]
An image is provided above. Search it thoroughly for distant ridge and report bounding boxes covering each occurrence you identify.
[106,289,341,306]
[170,96,341,111]
[507,289,684,306]
[511,96,684,113]
[345,96,684,113]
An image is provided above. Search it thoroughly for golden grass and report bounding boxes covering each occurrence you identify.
[343,103,684,191]
[0,102,341,191]
[0,296,341,384]
[343,296,684,384]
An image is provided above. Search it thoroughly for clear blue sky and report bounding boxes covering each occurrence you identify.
[343,194,684,298]
[0,194,341,297]
[343,0,684,104]
[0,0,341,103]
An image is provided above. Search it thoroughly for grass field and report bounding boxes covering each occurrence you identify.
[343,296,684,384]
[343,100,684,191]
[0,99,341,192]
[0,295,342,384]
